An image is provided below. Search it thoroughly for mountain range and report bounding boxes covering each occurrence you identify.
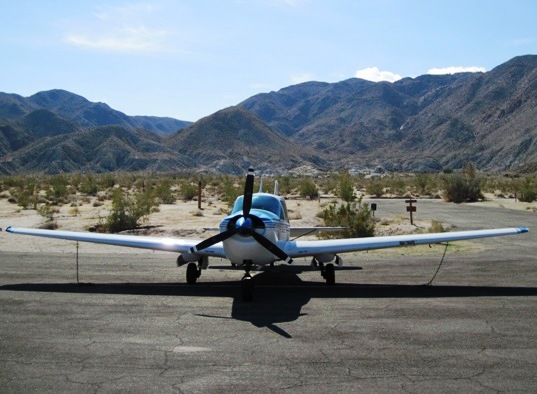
[1,55,536,175]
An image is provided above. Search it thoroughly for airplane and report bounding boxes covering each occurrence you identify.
[3,167,529,301]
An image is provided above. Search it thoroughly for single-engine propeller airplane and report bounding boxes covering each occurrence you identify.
[4,167,529,301]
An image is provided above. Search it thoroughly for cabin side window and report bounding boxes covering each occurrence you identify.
[279,199,289,221]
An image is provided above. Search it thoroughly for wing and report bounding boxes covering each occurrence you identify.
[284,227,529,258]
[4,226,226,258]
[290,227,347,238]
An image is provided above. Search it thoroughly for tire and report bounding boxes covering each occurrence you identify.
[324,263,335,286]
[186,262,198,285]
[241,276,254,301]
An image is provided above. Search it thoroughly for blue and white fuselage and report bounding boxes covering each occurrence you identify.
[220,193,290,265]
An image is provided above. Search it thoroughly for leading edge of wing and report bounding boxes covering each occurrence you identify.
[4,226,225,257]
[285,227,529,258]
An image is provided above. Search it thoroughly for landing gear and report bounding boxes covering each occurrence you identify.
[241,260,254,302]
[241,275,254,302]
[186,262,200,284]
[312,257,337,285]
[322,263,336,286]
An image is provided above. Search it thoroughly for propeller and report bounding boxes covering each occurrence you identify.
[189,167,293,264]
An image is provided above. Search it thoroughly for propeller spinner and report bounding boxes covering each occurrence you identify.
[190,167,292,264]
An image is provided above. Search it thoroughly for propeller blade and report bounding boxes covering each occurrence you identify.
[190,228,237,253]
[250,231,293,264]
[243,167,255,217]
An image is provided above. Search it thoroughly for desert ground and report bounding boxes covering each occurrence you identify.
[1,194,536,392]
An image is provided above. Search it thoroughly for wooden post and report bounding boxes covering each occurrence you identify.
[405,199,417,225]
[197,180,202,210]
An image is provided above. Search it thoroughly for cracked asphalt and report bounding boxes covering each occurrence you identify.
[1,200,537,392]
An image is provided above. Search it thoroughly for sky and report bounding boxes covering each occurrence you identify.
[1,0,536,122]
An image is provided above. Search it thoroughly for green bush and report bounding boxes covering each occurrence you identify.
[337,171,355,202]
[518,177,537,202]
[366,179,384,197]
[80,175,98,196]
[299,178,319,200]
[154,179,175,204]
[320,198,375,239]
[179,181,198,201]
[105,189,158,232]
[442,173,482,203]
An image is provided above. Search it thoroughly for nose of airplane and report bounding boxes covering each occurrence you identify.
[236,216,259,236]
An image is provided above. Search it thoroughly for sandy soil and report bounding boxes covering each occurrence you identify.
[1,193,534,255]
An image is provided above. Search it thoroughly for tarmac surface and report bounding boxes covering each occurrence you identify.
[1,199,537,392]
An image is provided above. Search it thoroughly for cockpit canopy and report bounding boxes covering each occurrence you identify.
[232,194,288,220]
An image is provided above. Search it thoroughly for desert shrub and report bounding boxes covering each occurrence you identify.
[337,171,355,202]
[299,178,319,200]
[366,179,385,197]
[15,190,32,209]
[80,175,98,196]
[414,173,432,195]
[319,197,375,239]
[220,176,242,207]
[48,175,69,199]
[442,173,482,203]
[105,189,158,232]
[99,174,117,189]
[179,181,198,201]
[517,177,537,202]
[37,204,58,229]
[154,179,175,204]
[429,220,446,233]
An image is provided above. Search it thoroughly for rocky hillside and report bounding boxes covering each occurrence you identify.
[1,55,536,174]
[240,55,537,172]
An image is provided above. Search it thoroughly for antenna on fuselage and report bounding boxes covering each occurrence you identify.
[258,175,263,193]
[274,180,279,196]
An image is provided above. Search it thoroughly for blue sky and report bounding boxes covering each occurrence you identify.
[1,0,536,121]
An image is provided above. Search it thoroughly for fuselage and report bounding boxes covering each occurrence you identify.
[220,193,290,265]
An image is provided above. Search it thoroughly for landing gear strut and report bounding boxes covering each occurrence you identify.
[312,257,336,285]
[241,260,254,302]
[322,263,336,286]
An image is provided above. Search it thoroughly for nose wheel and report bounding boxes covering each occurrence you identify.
[241,260,254,301]
[186,262,200,284]
[241,275,254,301]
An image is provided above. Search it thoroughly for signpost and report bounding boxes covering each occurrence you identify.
[405,199,417,225]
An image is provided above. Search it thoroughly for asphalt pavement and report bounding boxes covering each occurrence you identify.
[1,199,536,392]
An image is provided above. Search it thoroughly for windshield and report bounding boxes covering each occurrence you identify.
[232,195,281,217]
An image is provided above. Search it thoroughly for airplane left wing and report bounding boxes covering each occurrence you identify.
[284,227,529,258]
[4,227,226,258]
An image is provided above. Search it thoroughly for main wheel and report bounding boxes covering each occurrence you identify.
[241,276,254,302]
[324,263,335,286]
[186,262,198,284]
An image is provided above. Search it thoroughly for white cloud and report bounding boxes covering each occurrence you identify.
[355,67,402,83]
[64,2,175,53]
[427,66,486,75]
[66,26,171,53]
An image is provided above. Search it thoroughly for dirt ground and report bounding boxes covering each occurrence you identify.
[1,191,535,255]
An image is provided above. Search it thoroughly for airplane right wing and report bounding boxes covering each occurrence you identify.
[290,227,346,238]
[284,227,529,258]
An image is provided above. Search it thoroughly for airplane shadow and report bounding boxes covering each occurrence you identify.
[3,271,537,338]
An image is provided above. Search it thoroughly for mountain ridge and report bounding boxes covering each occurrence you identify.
[1,55,536,174]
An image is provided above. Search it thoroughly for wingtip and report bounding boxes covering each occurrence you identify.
[518,227,529,233]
